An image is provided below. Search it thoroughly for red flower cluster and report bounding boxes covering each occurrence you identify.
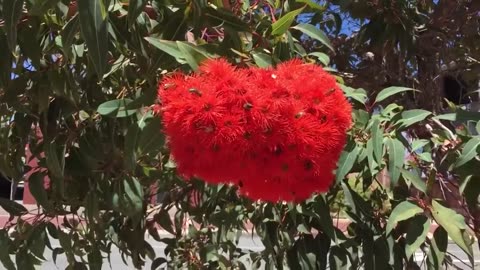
[157,59,352,202]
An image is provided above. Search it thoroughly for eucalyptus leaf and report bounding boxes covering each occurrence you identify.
[252,51,273,68]
[455,137,480,168]
[401,169,427,193]
[292,23,334,51]
[371,119,383,165]
[3,0,24,52]
[145,37,184,63]
[397,109,431,129]
[405,215,430,259]
[386,201,423,235]
[374,87,416,104]
[271,8,304,36]
[127,0,148,28]
[308,52,330,66]
[28,172,53,212]
[335,146,360,183]
[427,227,448,269]
[411,139,429,152]
[0,230,15,270]
[386,138,405,186]
[434,110,480,122]
[97,99,137,118]
[0,197,28,216]
[78,0,109,77]
[431,200,473,258]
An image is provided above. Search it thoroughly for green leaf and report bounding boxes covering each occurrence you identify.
[340,85,367,105]
[3,0,24,52]
[362,232,374,269]
[146,242,157,261]
[0,230,15,270]
[401,169,426,193]
[176,41,208,71]
[431,200,473,258]
[87,246,102,270]
[296,0,326,10]
[78,0,109,77]
[434,109,480,122]
[380,103,402,119]
[455,137,480,168]
[151,257,167,270]
[308,52,330,66]
[373,236,390,269]
[57,230,73,258]
[0,197,28,216]
[427,227,448,269]
[85,190,99,222]
[357,143,368,162]
[335,146,360,183]
[366,139,378,174]
[52,248,64,265]
[329,246,348,270]
[0,34,12,86]
[138,117,164,155]
[397,109,431,129]
[296,223,310,234]
[251,51,272,68]
[28,172,53,212]
[45,141,64,179]
[28,225,47,261]
[124,122,140,171]
[127,0,148,28]
[46,223,58,239]
[154,210,175,235]
[374,86,416,104]
[120,177,144,222]
[371,119,383,165]
[355,111,370,127]
[204,7,250,31]
[292,23,334,51]
[97,99,137,118]
[405,215,430,259]
[136,109,154,130]
[386,138,404,186]
[16,249,37,270]
[145,37,184,62]
[201,244,220,262]
[386,201,423,235]
[341,181,372,218]
[271,7,304,36]
[312,196,336,240]
[17,22,41,68]
[61,15,80,58]
[418,152,433,163]
[411,139,429,152]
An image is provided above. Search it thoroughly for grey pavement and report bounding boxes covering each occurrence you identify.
[28,235,480,269]
[36,234,264,270]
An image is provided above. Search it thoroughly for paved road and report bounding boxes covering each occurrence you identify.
[1,208,478,268]
[32,235,480,269]
[34,234,264,269]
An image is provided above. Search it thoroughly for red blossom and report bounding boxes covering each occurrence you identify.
[157,58,352,202]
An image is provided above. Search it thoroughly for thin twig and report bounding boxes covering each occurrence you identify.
[431,118,456,140]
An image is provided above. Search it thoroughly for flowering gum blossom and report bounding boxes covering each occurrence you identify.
[156,59,352,202]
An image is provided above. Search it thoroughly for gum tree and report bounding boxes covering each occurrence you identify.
[0,0,479,269]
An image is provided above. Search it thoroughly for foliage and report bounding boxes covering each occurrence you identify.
[0,0,479,269]
[327,0,480,112]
